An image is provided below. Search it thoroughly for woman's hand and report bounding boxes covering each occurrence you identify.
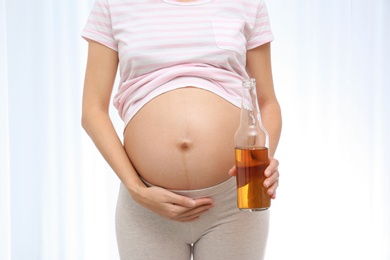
[129,185,214,222]
[228,158,280,199]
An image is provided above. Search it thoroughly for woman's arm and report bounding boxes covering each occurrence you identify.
[242,42,282,198]
[82,41,213,221]
[82,41,143,190]
[246,42,282,157]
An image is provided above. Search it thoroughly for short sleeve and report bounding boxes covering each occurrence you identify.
[246,1,274,50]
[81,0,118,52]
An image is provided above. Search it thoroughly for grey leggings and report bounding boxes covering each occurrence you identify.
[115,177,269,260]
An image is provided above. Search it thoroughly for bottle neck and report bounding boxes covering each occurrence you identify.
[235,79,269,149]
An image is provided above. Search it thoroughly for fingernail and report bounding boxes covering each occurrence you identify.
[189,200,196,207]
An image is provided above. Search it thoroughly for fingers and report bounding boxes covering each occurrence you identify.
[264,158,279,178]
[168,192,197,208]
[264,158,279,199]
[169,193,214,209]
[228,165,237,176]
[267,180,278,199]
[145,187,214,222]
[229,158,280,199]
[169,202,214,222]
[164,200,214,222]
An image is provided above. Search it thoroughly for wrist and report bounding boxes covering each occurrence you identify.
[123,176,147,197]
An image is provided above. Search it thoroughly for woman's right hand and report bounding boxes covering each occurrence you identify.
[129,185,214,222]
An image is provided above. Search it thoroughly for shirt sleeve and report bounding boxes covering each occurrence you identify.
[81,0,118,52]
[246,0,274,50]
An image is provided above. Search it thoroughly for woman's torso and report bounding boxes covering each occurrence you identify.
[124,87,240,190]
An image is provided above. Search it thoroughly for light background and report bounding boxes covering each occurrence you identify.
[0,0,389,259]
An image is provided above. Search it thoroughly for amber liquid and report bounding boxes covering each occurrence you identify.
[235,147,270,211]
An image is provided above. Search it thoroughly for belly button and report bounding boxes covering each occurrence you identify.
[178,139,193,151]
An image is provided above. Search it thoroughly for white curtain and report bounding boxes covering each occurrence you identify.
[1,0,120,259]
[267,1,390,259]
[0,0,389,259]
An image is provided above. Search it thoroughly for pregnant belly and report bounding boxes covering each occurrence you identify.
[124,87,240,190]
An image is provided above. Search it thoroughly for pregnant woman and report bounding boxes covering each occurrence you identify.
[81,0,282,259]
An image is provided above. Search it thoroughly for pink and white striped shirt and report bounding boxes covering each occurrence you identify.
[82,0,274,126]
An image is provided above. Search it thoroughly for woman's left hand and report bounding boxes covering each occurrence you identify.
[228,157,280,199]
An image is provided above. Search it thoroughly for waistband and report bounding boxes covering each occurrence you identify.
[141,177,236,199]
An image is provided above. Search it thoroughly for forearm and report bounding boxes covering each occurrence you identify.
[246,43,282,157]
[82,110,145,192]
[260,100,282,157]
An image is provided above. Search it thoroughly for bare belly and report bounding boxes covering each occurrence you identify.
[124,87,240,190]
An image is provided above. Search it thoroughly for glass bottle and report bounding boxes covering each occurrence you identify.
[234,78,270,211]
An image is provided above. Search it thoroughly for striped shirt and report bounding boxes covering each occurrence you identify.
[82,0,274,126]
